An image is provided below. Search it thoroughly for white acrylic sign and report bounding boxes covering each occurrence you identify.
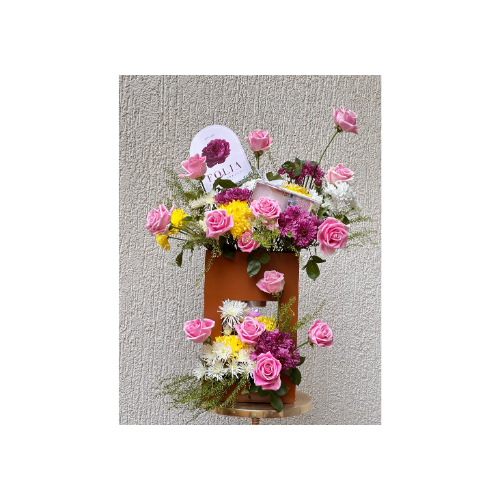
[189,125,253,192]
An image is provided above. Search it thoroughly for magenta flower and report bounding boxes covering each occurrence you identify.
[251,330,300,371]
[214,187,251,205]
[202,139,231,168]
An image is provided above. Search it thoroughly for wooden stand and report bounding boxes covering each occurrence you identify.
[210,390,311,424]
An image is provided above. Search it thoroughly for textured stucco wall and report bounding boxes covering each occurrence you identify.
[119,75,381,425]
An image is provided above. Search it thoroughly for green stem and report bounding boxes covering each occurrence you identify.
[296,340,311,349]
[318,129,340,166]
[256,153,260,176]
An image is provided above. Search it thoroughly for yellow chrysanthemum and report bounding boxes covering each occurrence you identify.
[169,208,188,235]
[218,200,253,239]
[282,183,311,197]
[214,335,244,358]
[156,234,171,251]
[255,315,277,331]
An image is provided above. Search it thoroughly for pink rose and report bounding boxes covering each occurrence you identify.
[245,129,273,153]
[205,209,234,240]
[325,164,354,184]
[253,352,282,391]
[333,108,358,134]
[317,217,349,256]
[235,316,266,345]
[184,318,215,343]
[145,204,174,236]
[179,154,207,179]
[250,197,281,224]
[308,319,333,347]
[256,270,285,294]
[237,230,260,252]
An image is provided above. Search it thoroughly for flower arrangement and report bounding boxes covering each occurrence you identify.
[146,107,374,281]
[152,107,375,421]
[158,270,331,416]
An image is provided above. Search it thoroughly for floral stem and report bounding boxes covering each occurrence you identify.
[318,129,340,166]
[296,340,311,349]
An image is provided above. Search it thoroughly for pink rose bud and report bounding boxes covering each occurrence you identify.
[245,129,273,153]
[253,352,282,391]
[317,217,349,256]
[235,316,266,345]
[250,197,281,223]
[184,318,215,343]
[256,270,285,294]
[179,154,207,179]
[333,108,358,134]
[237,230,260,252]
[308,319,333,347]
[145,204,174,236]
[204,209,234,240]
[325,164,354,184]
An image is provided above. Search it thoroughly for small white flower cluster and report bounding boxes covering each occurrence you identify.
[323,181,361,211]
[194,342,256,382]
[189,191,216,210]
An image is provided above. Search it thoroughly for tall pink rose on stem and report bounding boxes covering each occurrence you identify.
[245,129,273,175]
[317,107,358,168]
[179,154,207,179]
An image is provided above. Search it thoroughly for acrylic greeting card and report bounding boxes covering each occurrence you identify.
[189,125,253,192]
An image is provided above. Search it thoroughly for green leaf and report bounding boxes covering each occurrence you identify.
[184,192,198,200]
[308,161,319,166]
[266,172,284,182]
[247,253,260,263]
[269,392,283,412]
[317,206,329,218]
[297,356,306,367]
[290,368,302,385]
[281,161,294,172]
[305,260,320,280]
[283,368,292,376]
[258,253,270,264]
[274,383,289,396]
[257,387,269,398]
[311,256,326,264]
[241,388,250,395]
[213,178,237,190]
[249,383,259,393]
[181,216,193,221]
[175,251,183,267]
[222,247,235,259]
[247,259,261,278]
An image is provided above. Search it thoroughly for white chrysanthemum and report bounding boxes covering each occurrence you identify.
[236,348,250,363]
[189,191,216,209]
[193,362,207,380]
[240,359,256,378]
[241,179,257,191]
[218,300,250,328]
[201,344,217,365]
[213,341,233,361]
[308,187,323,205]
[207,360,227,381]
[198,218,208,232]
[227,358,242,377]
[324,182,360,210]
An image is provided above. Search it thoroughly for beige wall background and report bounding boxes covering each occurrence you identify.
[119,75,381,425]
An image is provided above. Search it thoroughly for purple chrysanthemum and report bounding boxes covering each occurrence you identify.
[278,161,325,186]
[214,187,252,205]
[250,329,300,371]
[277,205,319,246]
[292,218,317,247]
